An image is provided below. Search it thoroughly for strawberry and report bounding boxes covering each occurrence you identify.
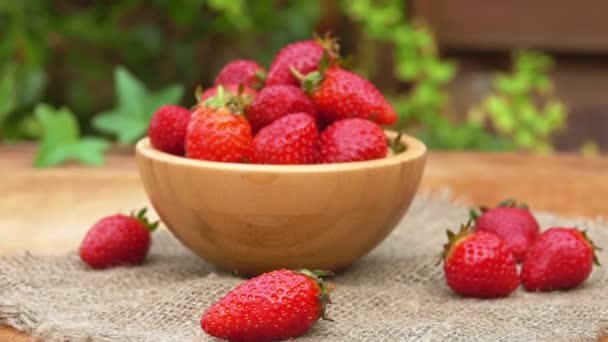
[198,84,257,103]
[470,199,540,262]
[266,36,339,87]
[79,208,158,269]
[201,269,333,342]
[299,67,398,126]
[186,87,253,163]
[439,222,519,298]
[251,113,319,164]
[319,118,387,163]
[246,84,318,132]
[214,59,265,89]
[148,105,192,156]
[521,227,600,292]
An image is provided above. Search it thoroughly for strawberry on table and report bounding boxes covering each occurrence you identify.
[186,87,253,163]
[251,112,319,165]
[246,84,318,132]
[79,208,158,269]
[148,105,192,156]
[298,67,398,126]
[319,118,387,163]
[439,221,520,298]
[214,59,265,89]
[266,36,339,87]
[470,199,540,263]
[521,227,600,292]
[201,269,333,342]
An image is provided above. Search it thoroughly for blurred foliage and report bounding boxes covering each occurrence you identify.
[93,66,183,143]
[470,50,566,152]
[34,103,110,167]
[0,0,572,167]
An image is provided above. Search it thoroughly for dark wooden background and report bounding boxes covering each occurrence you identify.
[409,0,608,151]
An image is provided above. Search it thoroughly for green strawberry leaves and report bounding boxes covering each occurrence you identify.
[469,198,529,221]
[34,104,110,168]
[131,207,159,232]
[93,66,184,143]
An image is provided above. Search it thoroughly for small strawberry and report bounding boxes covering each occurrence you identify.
[186,87,253,163]
[521,227,600,292]
[201,269,333,342]
[198,84,257,103]
[266,35,339,86]
[246,84,318,132]
[319,118,387,163]
[214,59,265,89]
[251,113,319,164]
[79,208,158,269]
[439,222,519,298]
[470,199,540,263]
[298,67,398,126]
[148,105,192,156]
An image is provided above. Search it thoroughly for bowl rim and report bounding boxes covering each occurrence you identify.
[136,131,426,174]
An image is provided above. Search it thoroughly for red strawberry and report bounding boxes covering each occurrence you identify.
[251,113,319,164]
[148,105,192,156]
[471,199,540,262]
[199,84,257,103]
[439,222,519,298]
[201,269,333,342]
[319,118,387,163]
[266,37,339,86]
[301,67,398,126]
[521,227,600,292]
[79,208,158,269]
[186,87,253,163]
[214,59,265,89]
[246,84,318,132]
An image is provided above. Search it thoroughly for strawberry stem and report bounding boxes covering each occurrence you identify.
[131,207,159,232]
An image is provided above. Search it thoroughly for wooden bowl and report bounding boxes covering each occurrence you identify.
[135,132,426,275]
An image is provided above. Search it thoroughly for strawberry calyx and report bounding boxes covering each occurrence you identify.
[580,229,602,266]
[313,32,341,63]
[469,198,529,221]
[202,85,248,115]
[437,220,474,266]
[253,70,266,90]
[297,269,335,321]
[130,208,159,232]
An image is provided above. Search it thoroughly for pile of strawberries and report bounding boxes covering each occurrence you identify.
[439,199,600,298]
[148,35,399,165]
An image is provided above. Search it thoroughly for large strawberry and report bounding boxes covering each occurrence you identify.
[148,105,192,156]
[299,67,398,126]
[266,36,339,86]
[251,112,319,164]
[470,199,540,262]
[246,84,317,132]
[439,221,519,298]
[186,87,253,163]
[214,59,265,89]
[521,227,600,292]
[319,118,387,163]
[201,269,333,342]
[80,208,158,269]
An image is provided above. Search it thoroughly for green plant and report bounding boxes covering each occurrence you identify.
[34,104,110,167]
[470,50,567,152]
[93,66,183,143]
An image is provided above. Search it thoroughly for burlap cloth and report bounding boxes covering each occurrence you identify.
[1,195,607,341]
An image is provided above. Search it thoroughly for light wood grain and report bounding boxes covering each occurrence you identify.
[1,144,607,341]
[135,135,426,275]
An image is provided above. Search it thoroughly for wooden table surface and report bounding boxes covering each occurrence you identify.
[1,145,607,341]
